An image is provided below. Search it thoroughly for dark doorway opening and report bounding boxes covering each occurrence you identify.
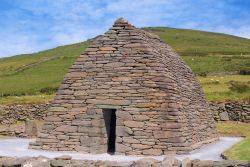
[103,109,116,154]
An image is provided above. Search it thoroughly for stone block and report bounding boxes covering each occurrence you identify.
[50,159,70,167]
[112,77,132,81]
[86,99,131,106]
[72,119,91,126]
[142,149,163,155]
[136,103,158,108]
[153,131,181,139]
[131,144,151,149]
[132,115,149,121]
[130,158,159,167]
[124,121,144,128]
[40,138,58,143]
[55,125,77,133]
[75,146,89,152]
[91,119,105,127]
[116,126,130,136]
[219,112,229,121]
[116,143,132,153]
[49,107,67,112]
[55,155,72,160]
[117,111,132,120]
[193,160,214,167]
[45,116,62,122]
[78,126,89,133]
[182,158,191,167]
[99,47,116,51]
[133,131,151,136]
[65,72,87,78]
[25,120,38,137]
[160,122,182,129]
[122,137,140,144]
[57,135,69,140]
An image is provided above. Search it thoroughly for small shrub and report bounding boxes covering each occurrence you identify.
[0,92,26,97]
[228,81,250,93]
[40,87,58,95]
[211,80,220,85]
[198,71,208,77]
[239,67,250,75]
[223,57,232,61]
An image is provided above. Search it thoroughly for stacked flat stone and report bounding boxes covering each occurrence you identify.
[211,101,250,122]
[29,18,218,155]
[0,103,49,125]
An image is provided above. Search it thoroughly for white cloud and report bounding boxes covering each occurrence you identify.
[212,25,250,39]
[0,33,44,57]
[0,0,249,58]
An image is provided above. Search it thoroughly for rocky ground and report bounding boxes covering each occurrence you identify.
[0,155,249,167]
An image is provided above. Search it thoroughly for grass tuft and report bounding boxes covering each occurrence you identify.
[217,122,250,160]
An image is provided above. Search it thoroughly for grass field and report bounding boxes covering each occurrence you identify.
[143,27,250,55]
[0,42,89,97]
[0,27,250,104]
[183,55,250,75]
[0,42,90,76]
[0,95,54,105]
[217,122,250,160]
[199,75,250,101]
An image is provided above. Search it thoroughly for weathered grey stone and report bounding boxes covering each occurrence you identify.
[182,158,191,167]
[55,155,72,160]
[86,99,131,105]
[132,115,149,121]
[45,116,62,122]
[130,158,159,167]
[219,112,229,121]
[2,157,27,167]
[25,120,38,137]
[55,125,77,133]
[122,137,140,144]
[116,143,132,152]
[142,149,163,156]
[124,121,144,128]
[23,157,51,167]
[161,156,176,167]
[116,126,127,136]
[131,144,151,149]
[117,111,132,120]
[192,160,214,167]
[57,135,69,140]
[50,159,69,167]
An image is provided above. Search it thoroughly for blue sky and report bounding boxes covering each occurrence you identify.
[0,0,250,58]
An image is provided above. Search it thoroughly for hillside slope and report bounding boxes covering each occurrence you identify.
[0,27,250,102]
[143,27,250,55]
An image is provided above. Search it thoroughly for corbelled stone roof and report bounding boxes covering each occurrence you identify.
[30,18,218,155]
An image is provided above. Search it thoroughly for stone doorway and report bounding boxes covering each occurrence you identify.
[102,109,116,154]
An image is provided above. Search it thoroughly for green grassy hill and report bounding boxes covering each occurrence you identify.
[143,27,250,55]
[0,27,250,104]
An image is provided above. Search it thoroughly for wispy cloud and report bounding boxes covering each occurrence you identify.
[0,0,250,57]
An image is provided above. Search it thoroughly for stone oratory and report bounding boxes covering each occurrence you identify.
[30,18,218,155]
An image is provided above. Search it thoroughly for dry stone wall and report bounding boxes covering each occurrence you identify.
[0,100,249,138]
[0,104,48,137]
[0,103,49,125]
[0,100,249,126]
[211,101,250,122]
[0,156,249,167]
[30,18,218,155]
